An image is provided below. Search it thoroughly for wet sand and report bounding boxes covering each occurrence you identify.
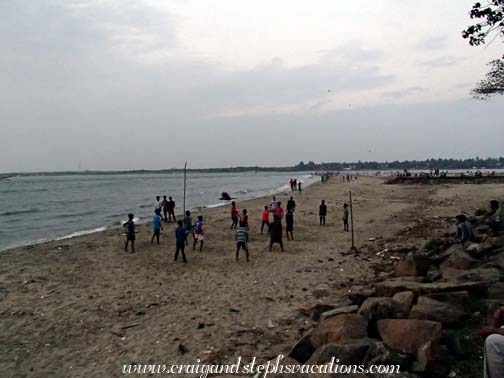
[1,176,501,378]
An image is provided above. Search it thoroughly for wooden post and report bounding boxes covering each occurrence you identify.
[349,190,358,253]
[183,162,187,214]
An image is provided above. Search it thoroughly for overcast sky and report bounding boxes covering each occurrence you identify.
[2,0,504,172]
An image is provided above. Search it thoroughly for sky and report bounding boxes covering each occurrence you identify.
[1,0,504,172]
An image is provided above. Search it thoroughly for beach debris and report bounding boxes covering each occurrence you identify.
[121,323,140,330]
[178,344,188,354]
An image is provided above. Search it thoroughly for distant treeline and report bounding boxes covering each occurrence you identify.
[10,157,504,176]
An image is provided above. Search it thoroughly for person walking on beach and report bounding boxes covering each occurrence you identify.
[269,217,284,251]
[174,220,188,263]
[287,196,296,213]
[193,215,204,252]
[230,201,239,229]
[286,208,294,240]
[166,196,176,223]
[343,203,349,231]
[183,210,194,246]
[123,213,136,253]
[151,209,163,244]
[235,221,250,262]
[261,205,270,234]
[240,209,249,229]
[161,195,169,222]
[319,200,327,225]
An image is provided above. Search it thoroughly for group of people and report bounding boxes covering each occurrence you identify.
[339,174,354,183]
[155,195,177,223]
[289,179,302,192]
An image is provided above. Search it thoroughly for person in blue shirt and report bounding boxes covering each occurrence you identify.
[174,220,188,262]
[150,209,163,244]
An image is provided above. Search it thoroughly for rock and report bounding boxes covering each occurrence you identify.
[287,334,315,363]
[439,252,478,271]
[393,253,430,277]
[423,291,469,308]
[409,296,464,325]
[348,286,376,305]
[425,269,443,283]
[377,319,442,354]
[375,280,487,297]
[413,341,450,376]
[312,283,330,298]
[363,342,412,371]
[320,305,359,321]
[488,282,504,299]
[312,304,337,321]
[392,291,415,316]
[311,314,368,349]
[358,297,402,320]
[307,338,378,365]
[441,267,501,284]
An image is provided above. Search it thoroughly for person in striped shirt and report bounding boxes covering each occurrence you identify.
[235,221,250,262]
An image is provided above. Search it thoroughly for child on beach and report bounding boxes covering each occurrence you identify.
[269,217,284,251]
[235,221,250,262]
[230,201,239,229]
[183,210,193,246]
[151,209,163,244]
[123,213,136,253]
[455,214,475,244]
[240,209,249,229]
[274,201,284,220]
[193,215,204,252]
[174,220,188,263]
[343,203,349,231]
[286,208,294,240]
[261,205,270,234]
[319,200,327,225]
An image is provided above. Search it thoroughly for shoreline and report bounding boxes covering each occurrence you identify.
[0,174,319,253]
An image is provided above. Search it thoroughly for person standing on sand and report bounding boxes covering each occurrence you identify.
[319,200,327,225]
[156,196,163,213]
[193,215,204,252]
[240,209,249,229]
[151,209,163,244]
[235,221,250,262]
[174,220,188,263]
[287,196,296,213]
[123,213,136,253]
[297,181,302,193]
[183,210,194,246]
[275,201,284,220]
[166,196,176,223]
[286,208,294,240]
[269,217,284,251]
[293,179,297,191]
[343,203,349,231]
[261,205,270,234]
[161,195,169,222]
[270,196,278,212]
[230,201,239,229]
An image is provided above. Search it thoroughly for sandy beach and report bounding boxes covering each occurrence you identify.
[1,176,502,378]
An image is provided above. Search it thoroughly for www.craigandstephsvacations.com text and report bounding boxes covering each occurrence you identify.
[122,355,400,377]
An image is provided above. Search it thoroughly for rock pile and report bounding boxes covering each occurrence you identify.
[278,219,504,377]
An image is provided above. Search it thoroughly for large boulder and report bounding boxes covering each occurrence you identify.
[348,286,376,305]
[375,280,487,297]
[362,342,413,370]
[358,297,402,320]
[311,314,368,349]
[412,341,450,377]
[393,253,430,277]
[409,296,465,325]
[320,305,359,321]
[377,319,442,354]
[306,338,378,365]
[423,291,469,308]
[312,298,352,320]
[441,267,502,285]
[439,252,478,271]
[392,291,415,316]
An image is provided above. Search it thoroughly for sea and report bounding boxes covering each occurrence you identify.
[0,172,317,251]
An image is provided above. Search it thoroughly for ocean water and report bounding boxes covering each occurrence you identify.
[0,172,316,251]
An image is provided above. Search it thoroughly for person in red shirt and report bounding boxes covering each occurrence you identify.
[261,205,270,234]
[275,202,284,220]
[230,201,239,229]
